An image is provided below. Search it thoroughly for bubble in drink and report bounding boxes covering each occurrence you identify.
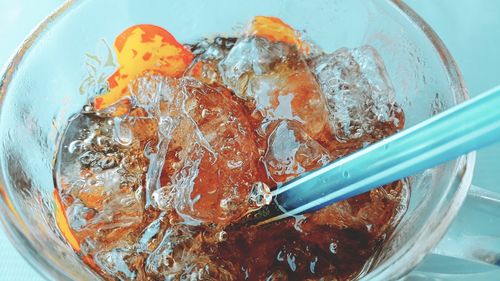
[329,242,337,254]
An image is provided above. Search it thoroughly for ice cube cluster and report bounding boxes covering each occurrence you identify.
[54,17,407,281]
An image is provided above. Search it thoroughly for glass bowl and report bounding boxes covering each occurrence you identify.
[0,0,473,280]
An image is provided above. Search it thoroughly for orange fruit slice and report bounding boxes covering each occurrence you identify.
[53,189,81,252]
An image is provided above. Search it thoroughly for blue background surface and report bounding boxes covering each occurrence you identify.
[0,1,498,280]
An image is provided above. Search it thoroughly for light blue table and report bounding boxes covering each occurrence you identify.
[0,1,498,280]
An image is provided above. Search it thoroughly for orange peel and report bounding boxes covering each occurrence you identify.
[246,16,307,52]
[53,189,81,252]
[94,24,194,110]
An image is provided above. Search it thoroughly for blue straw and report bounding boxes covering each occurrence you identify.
[264,86,500,224]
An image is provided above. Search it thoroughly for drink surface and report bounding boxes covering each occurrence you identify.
[54,18,408,280]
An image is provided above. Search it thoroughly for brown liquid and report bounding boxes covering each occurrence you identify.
[54,36,407,281]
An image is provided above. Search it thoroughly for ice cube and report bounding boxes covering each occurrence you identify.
[144,227,178,276]
[137,212,165,252]
[128,73,165,116]
[143,223,231,280]
[65,199,96,232]
[158,78,270,224]
[54,111,158,254]
[218,37,291,96]
[189,37,237,62]
[93,248,136,280]
[309,45,398,141]
[185,37,237,85]
[264,120,331,183]
[113,74,184,209]
[219,35,332,139]
[304,180,406,237]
